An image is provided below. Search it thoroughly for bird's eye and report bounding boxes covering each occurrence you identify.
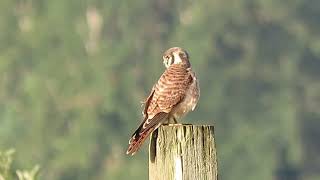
[179,52,186,58]
[165,55,170,60]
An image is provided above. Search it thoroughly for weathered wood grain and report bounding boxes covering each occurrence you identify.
[149,124,217,180]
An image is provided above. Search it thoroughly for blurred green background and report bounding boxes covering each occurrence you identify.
[0,0,320,179]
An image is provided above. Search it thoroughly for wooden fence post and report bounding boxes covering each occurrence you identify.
[149,124,218,180]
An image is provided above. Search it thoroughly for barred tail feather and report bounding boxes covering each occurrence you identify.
[126,112,168,155]
[126,127,155,155]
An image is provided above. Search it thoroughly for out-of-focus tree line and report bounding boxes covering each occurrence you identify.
[0,0,319,179]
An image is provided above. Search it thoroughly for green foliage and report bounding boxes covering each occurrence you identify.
[0,149,15,179]
[0,149,39,180]
[0,0,319,179]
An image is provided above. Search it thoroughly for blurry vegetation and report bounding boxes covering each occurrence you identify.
[0,149,39,180]
[0,0,319,179]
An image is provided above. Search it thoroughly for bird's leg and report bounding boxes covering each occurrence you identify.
[172,117,178,124]
[162,117,170,125]
[163,117,175,125]
[167,117,178,124]
[163,117,183,127]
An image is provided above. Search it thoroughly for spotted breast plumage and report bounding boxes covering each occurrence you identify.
[126,47,200,155]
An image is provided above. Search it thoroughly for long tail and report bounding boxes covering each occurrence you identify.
[126,112,168,155]
[126,125,155,155]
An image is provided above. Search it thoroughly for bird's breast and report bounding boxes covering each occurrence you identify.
[171,73,200,119]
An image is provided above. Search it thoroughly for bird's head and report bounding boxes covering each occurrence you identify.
[162,47,190,68]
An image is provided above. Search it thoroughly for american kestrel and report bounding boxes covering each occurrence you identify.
[126,47,200,155]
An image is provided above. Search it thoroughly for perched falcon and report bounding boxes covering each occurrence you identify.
[126,47,200,155]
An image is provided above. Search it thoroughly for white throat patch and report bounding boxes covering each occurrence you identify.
[173,52,182,64]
